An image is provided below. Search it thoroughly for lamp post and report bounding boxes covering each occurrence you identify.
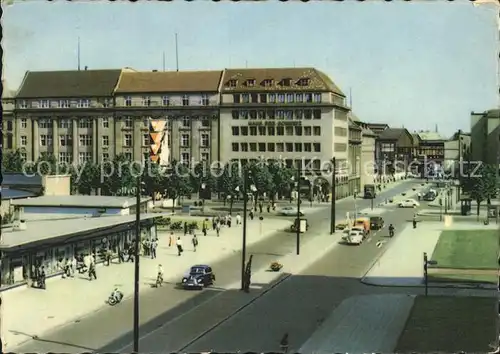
[133,176,146,353]
[296,165,301,255]
[200,183,206,212]
[330,157,336,235]
[423,252,438,296]
[241,169,256,291]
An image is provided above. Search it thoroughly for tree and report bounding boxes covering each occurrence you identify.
[2,149,26,173]
[141,161,166,201]
[100,154,136,196]
[162,160,193,212]
[463,164,497,218]
[217,163,243,214]
[190,162,216,200]
[268,161,296,202]
[35,152,58,175]
[72,163,101,195]
[247,161,274,210]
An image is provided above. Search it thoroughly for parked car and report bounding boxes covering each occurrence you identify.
[369,216,385,230]
[398,199,420,208]
[279,206,305,216]
[181,265,215,290]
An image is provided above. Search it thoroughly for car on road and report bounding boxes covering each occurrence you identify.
[398,199,420,208]
[278,206,305,216]
[181,264,215,290]
[423,192,437,201]
[369,216,385,230]
[341,230,364,245]
[290,218,309,232]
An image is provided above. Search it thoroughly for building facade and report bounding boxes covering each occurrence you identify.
[444,130,471,173]
[471,109,500,166]
[353,120,377,189]
[2,82,16,151]
[375,128,414,175]
[113,70,222,165]
[412,131,446,177]
[217,68,350,183]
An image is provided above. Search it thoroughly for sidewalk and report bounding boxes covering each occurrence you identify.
[361,221,499,288]
[2,217,291,351]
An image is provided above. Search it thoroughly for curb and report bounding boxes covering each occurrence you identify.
[361,277,497,291]
[176,272,292,352]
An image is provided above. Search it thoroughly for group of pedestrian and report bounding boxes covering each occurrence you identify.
[142,238,159,259]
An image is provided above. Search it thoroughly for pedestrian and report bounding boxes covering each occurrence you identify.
[169,232,173,247]
[143,239,150,256]
[39,266,46,289]
[127,245,135,262]
[70,255,76,277]
[88,262,97,281]
[227,215,232,228]
[105,249,112,266]
[216,223,220,237]
[413,215,417,229]
[152,239,158,259]
[192,234,198,252]
[259,202,263,214]
[273,202,277,211]
[267,202,271,213]
[64,258,71,277]
[176,237,184,256]
[417,192,422,201]
[212,217,216,230]
[118,247,125,263]
[249,210,254,220]
[236,213,241,225]
[280,333,289,354]
[184,222,188,236]
[202,224,207,236]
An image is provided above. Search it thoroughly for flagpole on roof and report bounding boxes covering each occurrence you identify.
[175,33,179,72]
[162,51,166,72]
[77,36,81,71]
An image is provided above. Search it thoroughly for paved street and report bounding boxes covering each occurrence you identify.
[12,180,421,353]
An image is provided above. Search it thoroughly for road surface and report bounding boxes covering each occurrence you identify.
[14,181,419,353]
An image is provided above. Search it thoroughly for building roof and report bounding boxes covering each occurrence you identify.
[115,70,224,93]
[0,213,163,250]
[1,188,38,200]
[348,118,361,130]
[416,131,447,141]
[16,69,123,98]
[220,68,345,96]
[484,109,500,118]
[11,195,151,208]
[377,128,407,140]
[2,173,42,186]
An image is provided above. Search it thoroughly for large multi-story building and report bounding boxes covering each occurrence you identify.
[412,131,447,176]
[6,67,368,196]
[218,68,350,172]
[374,128,414,174]
[2,81,16,151]
[471,109,500,166]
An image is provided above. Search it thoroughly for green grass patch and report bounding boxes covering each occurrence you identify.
[430,230,499,269]
[427,273,497,284]
[395,295,497,353]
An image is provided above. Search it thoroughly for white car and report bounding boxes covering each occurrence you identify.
[398,199,420,208]
[278,206,305,216]
[341,229,364,245]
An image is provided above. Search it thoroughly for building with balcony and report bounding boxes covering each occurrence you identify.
[218,67,351,193]
[471,109,500,166]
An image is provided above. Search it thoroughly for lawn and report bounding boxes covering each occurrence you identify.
[430,230,499,269]
[427,273,498,284]
[395,295,497,353]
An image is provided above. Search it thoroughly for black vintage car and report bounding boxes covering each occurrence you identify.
[181,264,215,290]
[369,216,385,230]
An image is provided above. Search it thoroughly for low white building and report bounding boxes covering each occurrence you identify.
[10,195,152,221]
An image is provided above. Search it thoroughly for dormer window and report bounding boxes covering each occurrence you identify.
[246,79,256,87]
[281,78,292,87]
[228,80,238,88]
[298,78,310,86]
[262,79,273,88]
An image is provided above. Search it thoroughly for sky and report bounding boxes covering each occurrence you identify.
[3,1,498,136]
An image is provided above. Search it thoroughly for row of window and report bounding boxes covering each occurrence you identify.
[233,92,322,104]
[232,125,322,137]
[231,109,322,120]
[231,158,324,171]
[126,95,210,107]
[18,99,93,109]
[33,132,211,149]
[13,116,211,130]
[227,77,310,88]
[231,142,322,153]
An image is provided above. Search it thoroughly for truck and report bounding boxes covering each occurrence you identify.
[363,184,376,199]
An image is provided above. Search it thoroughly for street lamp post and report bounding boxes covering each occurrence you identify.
[423,252,438,296]
[241,169,257,291]
[330,157,336,235]
[296,165,301,255]
[200,183,206,212]
[133,176,145,353]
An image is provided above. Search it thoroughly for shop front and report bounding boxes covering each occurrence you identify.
[0,215,159,289]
